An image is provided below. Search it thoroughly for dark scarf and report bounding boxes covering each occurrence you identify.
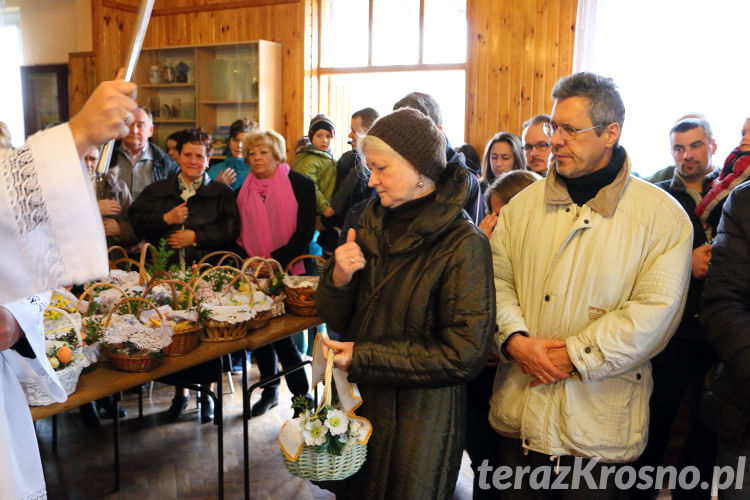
[385,191,438,248]
[560,146,625,206]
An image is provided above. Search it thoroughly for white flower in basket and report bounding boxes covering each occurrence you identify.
[303,419,328,446]
[280,334,372,481]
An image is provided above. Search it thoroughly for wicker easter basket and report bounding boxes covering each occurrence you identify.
[22,307,86,406]
[241,257,286,319]
[282,350,367,480]
[196,266,257,342]
[103,297,167,372]
[284,255,325,317]
[143,278,202,356]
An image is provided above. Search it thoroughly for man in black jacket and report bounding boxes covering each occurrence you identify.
[700,180,750,497]
[108,106,179,198]
[634,118,721,500]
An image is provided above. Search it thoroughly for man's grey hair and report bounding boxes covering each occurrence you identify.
[136,104,153,124]
[670,118,714,143]
[551,72,625,133]
[522,114,551,130]
[393,92,442,126]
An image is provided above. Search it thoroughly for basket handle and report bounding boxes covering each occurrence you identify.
[103,296,165,328]
[285,254,326,275]
[138,242,158,285]
[107,245,129,267]
[313,348,335,417]
[45,306,83,346]
[77,282,129,316]
[198,251,243,269]
[143,279,198,311]
[196,265,255,304]
[241,256,269,277]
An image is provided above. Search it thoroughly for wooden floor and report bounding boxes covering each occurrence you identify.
[35,361,473,500]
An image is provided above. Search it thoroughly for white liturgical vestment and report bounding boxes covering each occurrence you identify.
[0,124,109,499]
[0,123,109,304]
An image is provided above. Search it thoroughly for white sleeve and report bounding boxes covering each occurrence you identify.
[3,293,67,403]
[0,124,108,304]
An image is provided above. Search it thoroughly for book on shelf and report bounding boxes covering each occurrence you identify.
[210,125,230,157]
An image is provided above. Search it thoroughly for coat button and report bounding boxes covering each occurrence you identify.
[544,295,550,302]
[636,373,642,380]
[566,207,571,212]
[584,347,592,354]
[583,219,589,224]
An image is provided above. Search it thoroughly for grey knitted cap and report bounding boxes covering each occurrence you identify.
[308,113,336,139]
[365,107,446,181]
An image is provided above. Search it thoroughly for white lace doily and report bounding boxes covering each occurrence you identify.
[103,314,172,351]
[203,305,257,324]
[107,269,141,287]
[284,275,319,288]
[251,291,273,312]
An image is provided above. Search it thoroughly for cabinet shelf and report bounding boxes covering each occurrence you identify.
[135,40,281,149]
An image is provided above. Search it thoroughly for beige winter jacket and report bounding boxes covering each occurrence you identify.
[489,155,693,462]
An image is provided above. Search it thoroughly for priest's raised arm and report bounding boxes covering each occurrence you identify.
[0,77,137,303]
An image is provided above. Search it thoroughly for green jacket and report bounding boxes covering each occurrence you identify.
[290,147,336,213]
[316,162,495,500]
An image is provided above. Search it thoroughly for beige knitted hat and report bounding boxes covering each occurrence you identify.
[365,107,446,181]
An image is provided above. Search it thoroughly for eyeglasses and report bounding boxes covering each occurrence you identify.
[523,142,551,152]
[543,121,601,141]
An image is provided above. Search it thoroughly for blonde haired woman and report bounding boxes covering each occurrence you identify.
[236,129,316,416]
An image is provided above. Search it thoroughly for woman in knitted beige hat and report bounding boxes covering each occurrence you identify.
[316,107,496,500]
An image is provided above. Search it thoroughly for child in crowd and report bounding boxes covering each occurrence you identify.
[207,118,257,191]
[290,114,337,217]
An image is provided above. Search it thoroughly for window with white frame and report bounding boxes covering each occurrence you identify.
[316,0,467,156]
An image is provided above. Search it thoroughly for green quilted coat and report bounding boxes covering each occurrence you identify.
[316,162,496,500]
[290,146,336,214]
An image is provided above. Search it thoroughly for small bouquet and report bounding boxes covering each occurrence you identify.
[280,334,371,481]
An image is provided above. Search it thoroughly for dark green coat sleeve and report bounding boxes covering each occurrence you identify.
[316,258,360,338]
[347,234,494,388]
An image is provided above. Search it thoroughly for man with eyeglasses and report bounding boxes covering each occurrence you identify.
[632,118,720,500]
[521,114,553,176]
[487,72,692,498]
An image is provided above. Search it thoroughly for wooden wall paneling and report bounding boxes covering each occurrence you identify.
[533,0,551,117]
[520,0,536,125]
[509,0,524,131]
[498,0,513,133]
[465,0,576,156]
[68,52,96,117]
